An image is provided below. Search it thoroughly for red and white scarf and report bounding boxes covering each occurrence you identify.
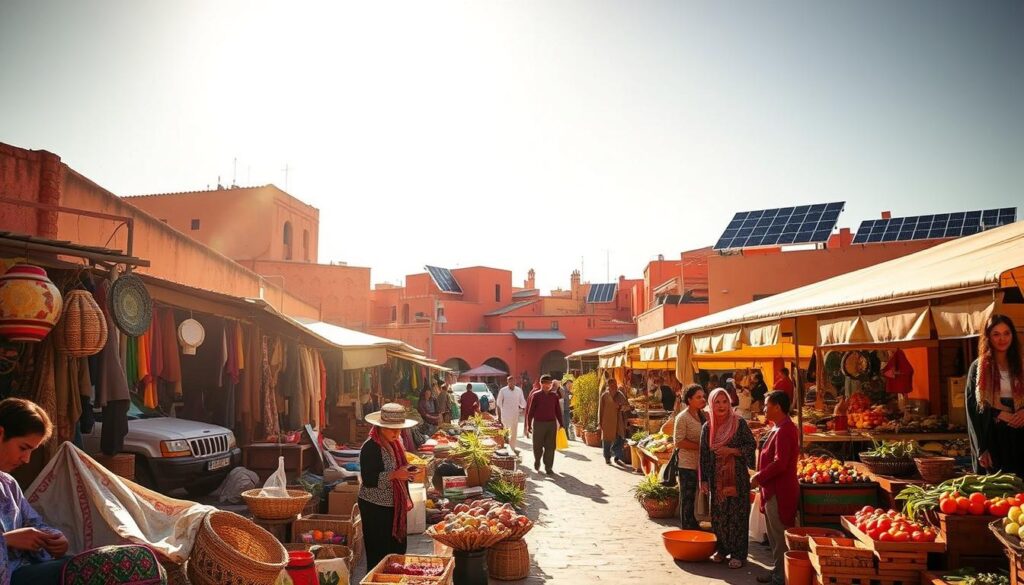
[370,426,413,541]
[975,353,1024,413]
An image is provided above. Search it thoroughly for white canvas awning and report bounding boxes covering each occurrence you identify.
[289,317,424,370]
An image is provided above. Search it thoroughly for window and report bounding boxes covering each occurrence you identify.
[550,320,559,331]
[516,320,525,330]
[495,284,501,302]
[390,306,397,322]
[402,304,410,324]
[283,222,293,260]
[302,229,310,261]
[436,307,445,320]
[190,219,200,230]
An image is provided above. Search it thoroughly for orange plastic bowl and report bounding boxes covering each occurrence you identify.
[662,530,718,562]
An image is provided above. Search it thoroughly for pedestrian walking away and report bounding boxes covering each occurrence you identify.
[496,376,527,453]
[753,391,800,585]
[699,388,757,569]
[525,374,563,474]
[458,383,480,422]
[598,378,630,466]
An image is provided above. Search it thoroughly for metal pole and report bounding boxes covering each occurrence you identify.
[793,317,804,450]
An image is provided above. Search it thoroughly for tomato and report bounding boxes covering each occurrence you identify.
[876,518,892,531]
[868,528,884,541]
[956,498,971,514]
[860,505,875,515]
[892,531,910,542]
[911,531,924,542]
[969,492,988,505]
[939,498,958,515]
[1016,493,1024,503]
[920,530,937,543]
[857,522,869,533]
[1007,498,1021,508]
[879,531,894,542]
[969,501,987,516]
[991,501,1010,517]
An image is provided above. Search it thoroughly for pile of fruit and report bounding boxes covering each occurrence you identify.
[298,530,346,545]
[998,502,1024,541]
[847,393,889,429]
[897,472,1024,522]
[852,506,938,543]
[382,561,446,577]
[798,455,868,485]
[637,432,673,454]
[426,499,515,550]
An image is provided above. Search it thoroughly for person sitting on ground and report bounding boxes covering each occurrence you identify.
[0,398,71,585]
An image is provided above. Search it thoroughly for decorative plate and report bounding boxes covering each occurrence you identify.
[108,273,152,337]
[177,318,205,355]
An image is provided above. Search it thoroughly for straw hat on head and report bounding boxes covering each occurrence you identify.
[365,403,419,429]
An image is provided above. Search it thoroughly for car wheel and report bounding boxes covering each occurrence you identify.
[134,458,156,490]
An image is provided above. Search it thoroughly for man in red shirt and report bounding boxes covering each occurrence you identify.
[525,375,563,475]
[459,383,480,422]
[772,367,795,408]
[752,391,799,585]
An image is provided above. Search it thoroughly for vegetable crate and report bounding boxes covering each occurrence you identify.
[808,537,875,571]
[938,513,1007,572]
[360,554,454,585]
[801,484,879,526]
[291,507,363,565]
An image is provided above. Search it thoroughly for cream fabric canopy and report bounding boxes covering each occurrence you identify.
[290,316,426,370]
[625,219,1024,351]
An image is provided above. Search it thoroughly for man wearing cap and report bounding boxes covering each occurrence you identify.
[525,375,563,475]
[360,403,419,571]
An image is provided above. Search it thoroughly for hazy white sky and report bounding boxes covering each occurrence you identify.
[1,1,1021,292]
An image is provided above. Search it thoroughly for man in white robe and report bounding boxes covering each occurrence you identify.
[496,376,527,453]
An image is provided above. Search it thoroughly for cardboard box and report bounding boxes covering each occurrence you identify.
[329,481,360,516]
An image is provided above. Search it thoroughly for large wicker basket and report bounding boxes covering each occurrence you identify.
[641,497,678,519]
[500,469,526,491]
[914,456,957,484]
[54,289,108,357]
[187,511,288,585]
[858,453,917,478]
[93,453,135,481]
[490,453,517,472]
[283,543,353,569]
[241,488,311,520]
[487,538,529,581]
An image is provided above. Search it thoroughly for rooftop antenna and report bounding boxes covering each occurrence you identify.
[232,157,237,187]
[282,164,290,190]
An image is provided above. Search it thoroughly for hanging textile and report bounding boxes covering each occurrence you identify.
[30,338,58,458]
[262,336,282,439]
[138,328,157,409]
[317,351,327,429]
[53,354,86,447]
[240,323,261,444]
[124,336,138,390]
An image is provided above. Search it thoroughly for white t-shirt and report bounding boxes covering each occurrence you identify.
[1000,369,1013,399]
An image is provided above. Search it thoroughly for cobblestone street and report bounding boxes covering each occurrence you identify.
[352,423,773,584]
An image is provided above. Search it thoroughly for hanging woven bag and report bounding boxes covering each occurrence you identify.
[55,289,108,357]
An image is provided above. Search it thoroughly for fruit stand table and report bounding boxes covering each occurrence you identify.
[637,447,672,475]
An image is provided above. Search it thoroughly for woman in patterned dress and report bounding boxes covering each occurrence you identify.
[0,398,70,585]
[699,388,757,569]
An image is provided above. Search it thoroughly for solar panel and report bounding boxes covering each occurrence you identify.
[851,208,1017,245]
[424,265,463,294]
[713,202,845,250]
[586,283,617,303]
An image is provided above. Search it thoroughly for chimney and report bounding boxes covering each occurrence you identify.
[570,270,581,301]
[525,268,536,290]
[657,254,664,261]
[881,211,892,219]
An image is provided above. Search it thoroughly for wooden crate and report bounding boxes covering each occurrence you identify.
[816,577,917,585]
[938,513,1006,571]
[809,537,875,571]
[360,554,454,585]
[292,507,362,558]
[840,517,947,554]
[874,550,927,573]
[802,485,879,526]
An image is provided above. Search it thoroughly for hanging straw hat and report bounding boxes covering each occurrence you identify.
[364,403,419,429]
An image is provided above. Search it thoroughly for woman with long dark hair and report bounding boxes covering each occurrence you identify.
[359,403,418,571]
[966,314,1024,475]
[699,388,757,569]
[0,398,71,585]
[673,384,706,530]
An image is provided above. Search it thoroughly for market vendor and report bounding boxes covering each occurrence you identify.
[966,314,1024,475]
[417,386,441,435]
[0,398,71,585]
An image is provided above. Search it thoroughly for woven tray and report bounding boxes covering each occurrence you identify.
[241,489,311,520]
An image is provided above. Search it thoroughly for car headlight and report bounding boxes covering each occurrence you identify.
[227,433,237,449]
[160,440,191,458]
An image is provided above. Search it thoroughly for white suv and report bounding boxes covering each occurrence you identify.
[82,397,241,496]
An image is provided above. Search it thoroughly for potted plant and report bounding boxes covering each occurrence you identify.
[452,433,493,488]
[583,423,602,448]
[631,473,679,518]
[571,373,601,445]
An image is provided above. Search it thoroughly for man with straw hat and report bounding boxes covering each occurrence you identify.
[360,403,419,572]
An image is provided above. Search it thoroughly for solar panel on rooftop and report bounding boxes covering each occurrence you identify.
[713,202,845,250]
[424,265,463,293]
[586,283,617,303]
[851,208,1017,244]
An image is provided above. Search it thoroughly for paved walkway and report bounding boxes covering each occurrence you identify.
[352,423,774,584]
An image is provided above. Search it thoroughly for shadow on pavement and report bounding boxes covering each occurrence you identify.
[543,471,609,504]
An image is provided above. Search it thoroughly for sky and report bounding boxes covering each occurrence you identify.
[1,1,1022,293]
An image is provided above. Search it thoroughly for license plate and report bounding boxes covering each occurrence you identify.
[208,457,230,471]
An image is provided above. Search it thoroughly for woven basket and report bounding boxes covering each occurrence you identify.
[292,510,360,550]
[500,469,526,491]
[187,511,287,585]
[159,559,187,585]
[108,273,152,337]
[914,456,957,484]
[858,454,917,478]
[362,554,454,585]
[490,453,517,472]
[283,544,354,569]
[641,497,678,519]
[54,290,108,357]
[93,453,135,481]
[487,538,529,581]
[241,489,311,520]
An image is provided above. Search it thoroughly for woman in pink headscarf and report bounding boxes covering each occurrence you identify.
[699,388,757,569]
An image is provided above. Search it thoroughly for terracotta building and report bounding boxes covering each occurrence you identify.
[366,267,638,380]
[126,186,371,329]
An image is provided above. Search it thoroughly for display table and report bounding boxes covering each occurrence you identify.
[803,432,967,443]
[847,462,927,509]
[636,447,671,475]
[244,443,315,483]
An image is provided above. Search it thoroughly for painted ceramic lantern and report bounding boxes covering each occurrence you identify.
[0,264,64,342]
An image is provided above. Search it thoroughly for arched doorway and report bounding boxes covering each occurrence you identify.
[483,358,510,376]
[443,357,470,374]
[539,350,567,381]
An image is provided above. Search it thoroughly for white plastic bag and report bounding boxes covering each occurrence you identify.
[259,456,290,498]
[749,490,767,541]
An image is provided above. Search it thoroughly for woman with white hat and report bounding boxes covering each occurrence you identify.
[359,403,419,571]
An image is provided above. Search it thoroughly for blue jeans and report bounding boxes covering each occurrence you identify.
[12,558,70,585]
[602,437,624,461]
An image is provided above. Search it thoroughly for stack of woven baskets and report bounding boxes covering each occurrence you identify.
[487,517,534,581]
[187,511,288,585]
[490,451,517,472]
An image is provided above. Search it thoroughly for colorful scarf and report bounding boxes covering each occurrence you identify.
[370,426,412,541]
[707,388,741,501]
[975,352,1024,413]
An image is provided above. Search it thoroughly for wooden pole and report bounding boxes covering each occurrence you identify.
[793,317,804,450]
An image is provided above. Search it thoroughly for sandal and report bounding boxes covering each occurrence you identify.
[728,559,745,569]
[710,553,725,564]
